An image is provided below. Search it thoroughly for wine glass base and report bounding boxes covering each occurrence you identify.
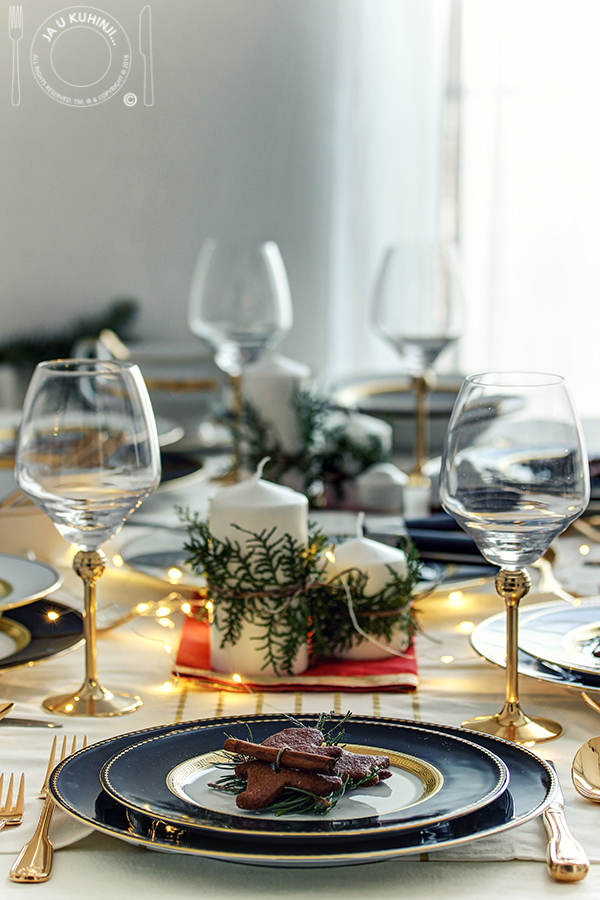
[461,713,563,745]
[42,682,142,718]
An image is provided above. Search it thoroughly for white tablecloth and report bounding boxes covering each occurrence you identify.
[2,482,600,898]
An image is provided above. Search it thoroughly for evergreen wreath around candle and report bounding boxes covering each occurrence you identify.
[180,510,422,674]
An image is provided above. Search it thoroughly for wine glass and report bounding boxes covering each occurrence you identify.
[15,360,161,717]
[440,372,590,744]
[371,242,462,479]
[188,239,293,477]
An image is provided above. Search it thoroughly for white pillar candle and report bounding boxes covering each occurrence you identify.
[243,352,311,453]
[209,458,309,676]
[326,512,407,596]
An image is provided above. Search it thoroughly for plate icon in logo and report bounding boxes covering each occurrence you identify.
[31,6,131,106]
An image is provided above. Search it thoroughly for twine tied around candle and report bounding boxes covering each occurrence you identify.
[181,509,421,671]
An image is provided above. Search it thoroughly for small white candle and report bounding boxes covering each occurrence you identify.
[243,352,311,453]
[209,458,309,676]
[326,512,411,661]
[403,480,431,518]
[356,463,408,512]
[327,512,407,596]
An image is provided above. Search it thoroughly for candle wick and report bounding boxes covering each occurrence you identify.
[356,511,365,539]
[255,456,271,481]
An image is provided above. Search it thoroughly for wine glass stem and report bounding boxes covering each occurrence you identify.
[505,593,519,705]
[73,549,107,689]
[231,372,243,481]
[411,373,431,477]
[496,568,531,710]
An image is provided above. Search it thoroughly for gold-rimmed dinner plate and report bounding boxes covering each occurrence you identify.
[0,553,63,613]
[95,718,510,843]
[50,714,555,867]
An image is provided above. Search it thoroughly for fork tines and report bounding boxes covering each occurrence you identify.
[39,735,86,799]
[8,5,23,36]
[0,773,25,826]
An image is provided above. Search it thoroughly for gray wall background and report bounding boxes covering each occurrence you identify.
[1,0,446,382]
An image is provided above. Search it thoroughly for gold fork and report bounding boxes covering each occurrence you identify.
[0,773,25,832]
[10,735,86,882]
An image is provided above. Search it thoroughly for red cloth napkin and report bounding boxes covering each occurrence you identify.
[175,615,418,692]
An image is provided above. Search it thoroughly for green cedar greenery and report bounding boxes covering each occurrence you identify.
[0,299,138,366]
[180,511,421,674]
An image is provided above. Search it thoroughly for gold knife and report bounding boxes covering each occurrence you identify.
[0,701,15,720]
[543,762,589,882]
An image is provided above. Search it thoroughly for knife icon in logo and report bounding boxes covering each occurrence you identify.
[139,5,154,106]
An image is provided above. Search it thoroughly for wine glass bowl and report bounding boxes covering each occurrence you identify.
[188,239,293,479]
[371,242,461,376]
[188,239,292,377]
[440,371,590,743]
[16,360,161,717]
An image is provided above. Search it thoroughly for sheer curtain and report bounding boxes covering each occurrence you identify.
[324,0,451,383]
[459,0,600,419]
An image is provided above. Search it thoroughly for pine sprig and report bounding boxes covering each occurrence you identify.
[180,509,327,675]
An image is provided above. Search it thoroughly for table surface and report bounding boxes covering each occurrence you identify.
[2,469,600,899]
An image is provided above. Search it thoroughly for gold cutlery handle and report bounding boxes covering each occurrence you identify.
[9,796,55,883]
[543,807,589,882]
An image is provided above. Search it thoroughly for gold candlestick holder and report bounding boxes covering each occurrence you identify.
[461,567,563,744]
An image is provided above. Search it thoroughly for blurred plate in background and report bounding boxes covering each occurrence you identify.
[0,553,62,613]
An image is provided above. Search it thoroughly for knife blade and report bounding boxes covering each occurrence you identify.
[0,717,62,728]
[543,761,589,882]
[139,5,154,106]
[0,701,15,720]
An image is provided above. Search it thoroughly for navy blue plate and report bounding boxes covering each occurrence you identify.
[98,718,509,841]
[50,714,555,867]
[0,598,83,670]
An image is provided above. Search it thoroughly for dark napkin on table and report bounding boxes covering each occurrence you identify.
[365,511,497,568]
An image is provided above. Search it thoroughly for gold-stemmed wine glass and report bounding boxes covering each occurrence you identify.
[440,372,590,744]
[188,239,293,479]
[371,242,461,481]
[15,360,161,716]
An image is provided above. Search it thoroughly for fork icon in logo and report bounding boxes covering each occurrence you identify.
[8,5,23,106]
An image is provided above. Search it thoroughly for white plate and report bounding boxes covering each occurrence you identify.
[0,553,63,613]
[517,598,600,676]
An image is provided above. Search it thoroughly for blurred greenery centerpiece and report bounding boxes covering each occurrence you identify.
[0,299,138,410]
[0,298,137,367]
[240,389,391,506]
